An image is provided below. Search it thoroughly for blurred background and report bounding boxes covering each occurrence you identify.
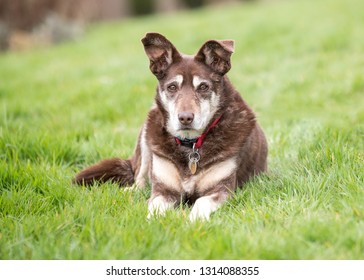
[0,0,255,51]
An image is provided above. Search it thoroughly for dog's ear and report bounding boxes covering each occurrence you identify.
[195,40,234,75]
[141,33,182,79]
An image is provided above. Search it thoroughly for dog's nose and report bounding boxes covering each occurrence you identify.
[178,112,194,125]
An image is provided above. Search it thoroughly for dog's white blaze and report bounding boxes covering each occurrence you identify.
[148,195,174,219]
[189,195,221,221]
[135,125,151,188]
[198,157,237,191]
[152,154,181,191]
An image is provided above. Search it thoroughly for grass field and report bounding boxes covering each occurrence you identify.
[1,0,363,259]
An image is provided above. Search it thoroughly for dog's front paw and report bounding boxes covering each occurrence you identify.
[147,195,175,220]
[189,207,210,222]
[189,196,218,222]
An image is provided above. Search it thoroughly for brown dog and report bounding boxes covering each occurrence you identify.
[74,33,268,221]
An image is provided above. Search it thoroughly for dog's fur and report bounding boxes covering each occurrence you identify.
[74,33,268,221]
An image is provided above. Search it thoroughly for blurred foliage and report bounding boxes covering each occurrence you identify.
[131,0,154,16]
[0,0,250,51]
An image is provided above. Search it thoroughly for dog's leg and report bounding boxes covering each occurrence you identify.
[147,153,182,219]
[134,125,151,188]
[190,173,237,221]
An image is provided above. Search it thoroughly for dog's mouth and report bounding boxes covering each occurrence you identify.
[178,125,194,131]
[175,126,201,140]
[179,128,192,131]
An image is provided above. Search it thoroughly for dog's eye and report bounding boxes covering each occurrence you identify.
[167,84,178,92]
[197,83,209,92]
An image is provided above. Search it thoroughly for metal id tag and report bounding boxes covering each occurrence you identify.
[189,159,198,174]
[188,144,200,175]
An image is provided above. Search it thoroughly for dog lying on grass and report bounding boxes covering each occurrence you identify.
[74,33,268,221]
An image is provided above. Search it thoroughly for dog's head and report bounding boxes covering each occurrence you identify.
[141,33,234,140]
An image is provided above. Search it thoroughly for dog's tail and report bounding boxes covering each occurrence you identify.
[73,158,134,186]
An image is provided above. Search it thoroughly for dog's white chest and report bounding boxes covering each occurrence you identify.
[181,177,197,194]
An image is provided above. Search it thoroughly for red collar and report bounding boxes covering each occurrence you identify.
[175,115,222,149]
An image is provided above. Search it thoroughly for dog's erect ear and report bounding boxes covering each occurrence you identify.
[141,33,182,79]
[195,40,234,75]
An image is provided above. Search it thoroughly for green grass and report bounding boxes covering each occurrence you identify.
[1,0,363,259]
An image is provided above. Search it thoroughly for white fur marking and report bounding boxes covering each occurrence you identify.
[172,127,201,140]
[192,76,210,90]
[148,196,174,219]
[166,75,183,88]
[189,195,220,221]
[121,186,138,192]
[198,157,237,191]
[152,154,181,191]
[135,125,151,188]
[176,75,183,87]
[182,178,197,194]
